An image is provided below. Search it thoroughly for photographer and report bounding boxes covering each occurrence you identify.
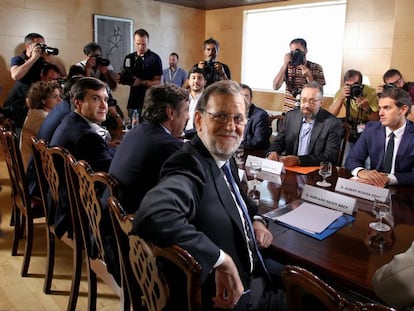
[378,69,414,122]
[190,37,230,87]
[329,69,378,165]
[76,42,117,91]
[272,38,325,112]
[2,33,65,129]
[119,28,162,117]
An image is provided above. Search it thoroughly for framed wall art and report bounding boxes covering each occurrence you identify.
[93,14,133,72]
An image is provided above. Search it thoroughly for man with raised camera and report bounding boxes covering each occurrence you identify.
[119,28,162,117]
[2,32,65,129]
[329,70,379,163]
[378,69,414,122]
[76,42,117,91]
[190,37,231,87]
[272,38,325,112]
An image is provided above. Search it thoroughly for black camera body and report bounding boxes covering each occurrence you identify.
[383,83,396,91]
[119,69,135,86]
[203,60,216,75]
[37,43,59,55]
[348,84,364,99]
[290,49,305,66]
[95,56,110,67]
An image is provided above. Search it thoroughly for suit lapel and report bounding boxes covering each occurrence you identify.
[191,136,246,235]
[292,112,303,154]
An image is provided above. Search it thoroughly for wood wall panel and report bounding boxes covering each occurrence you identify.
[0,0,205,110]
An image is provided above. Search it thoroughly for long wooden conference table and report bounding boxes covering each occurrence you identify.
[250,164,414,302]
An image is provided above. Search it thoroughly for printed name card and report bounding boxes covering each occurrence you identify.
[335,177,390,202]
[245,155,284,175]
[301,185,356,215]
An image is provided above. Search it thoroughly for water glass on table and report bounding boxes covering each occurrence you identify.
[316,161,332,187]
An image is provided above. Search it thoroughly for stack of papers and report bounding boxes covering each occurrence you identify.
[274,202,343,234]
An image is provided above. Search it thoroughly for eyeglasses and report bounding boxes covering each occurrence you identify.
[387,76,402,85]
[300,97,321,105]
[205,111,246,125]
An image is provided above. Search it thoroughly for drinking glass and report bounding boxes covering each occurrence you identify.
[369,195,391,232]
[248,184,261,205]
[250,159,262,185]
[234,146,244,165]
[316,161,332,187]
[123,117,131,131]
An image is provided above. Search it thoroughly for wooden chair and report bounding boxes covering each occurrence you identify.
[107,195,203,311]
[31,137,82,311]
[337,122,352,167]
[282,265,395,311]
[65,157,126,311]
[0,126,44,276]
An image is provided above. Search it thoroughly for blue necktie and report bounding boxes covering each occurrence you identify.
[222,161,268,274]
[298,121,312,156]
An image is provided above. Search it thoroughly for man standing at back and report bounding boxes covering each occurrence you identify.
[119,28,162,116]
[273,38,325,112]
[3,33,66,129]
[191,37,231,86]
[162,52,187,87]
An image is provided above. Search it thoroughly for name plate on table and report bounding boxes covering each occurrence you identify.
[301,184,356,215]
[245,155,284,175]
[335,177,390,201]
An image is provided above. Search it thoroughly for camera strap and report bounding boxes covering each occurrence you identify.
[345,98,361,130]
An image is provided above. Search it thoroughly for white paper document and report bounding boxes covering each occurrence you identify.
[274,202,343,234]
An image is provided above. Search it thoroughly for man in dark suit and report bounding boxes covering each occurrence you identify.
[266,81,341,166]
[133,80,285,310]
[346,87,414,187]
[240,83,272,150]
[50,77,114,173]
[109,83,188,214]
[49,77,113,239]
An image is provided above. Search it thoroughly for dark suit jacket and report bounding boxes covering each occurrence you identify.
[346,121,414,186]
[243,104,272,150]
[266,108,341,166]
[50,111,114,172]
[49,111,114,238]
[109,122,184,214]
[132,135,268,309]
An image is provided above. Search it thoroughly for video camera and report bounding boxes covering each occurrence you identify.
[290,49,305,66]
[37,43,59,55]
[347,84,364,99]
[119,68,135,86]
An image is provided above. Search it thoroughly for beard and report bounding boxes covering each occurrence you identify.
[201,131,242,161]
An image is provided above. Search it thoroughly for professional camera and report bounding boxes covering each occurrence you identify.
[94,56,110,67]
[383,83,396,91]
[37,43,59,55]
[119,69,135,86]
[348,84,364,99]
[290,49,305,66]
[203,60,216,75]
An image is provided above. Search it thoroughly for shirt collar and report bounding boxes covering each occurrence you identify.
[386,121,406,138]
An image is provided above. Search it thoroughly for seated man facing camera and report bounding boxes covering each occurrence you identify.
[266,81,341,166]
